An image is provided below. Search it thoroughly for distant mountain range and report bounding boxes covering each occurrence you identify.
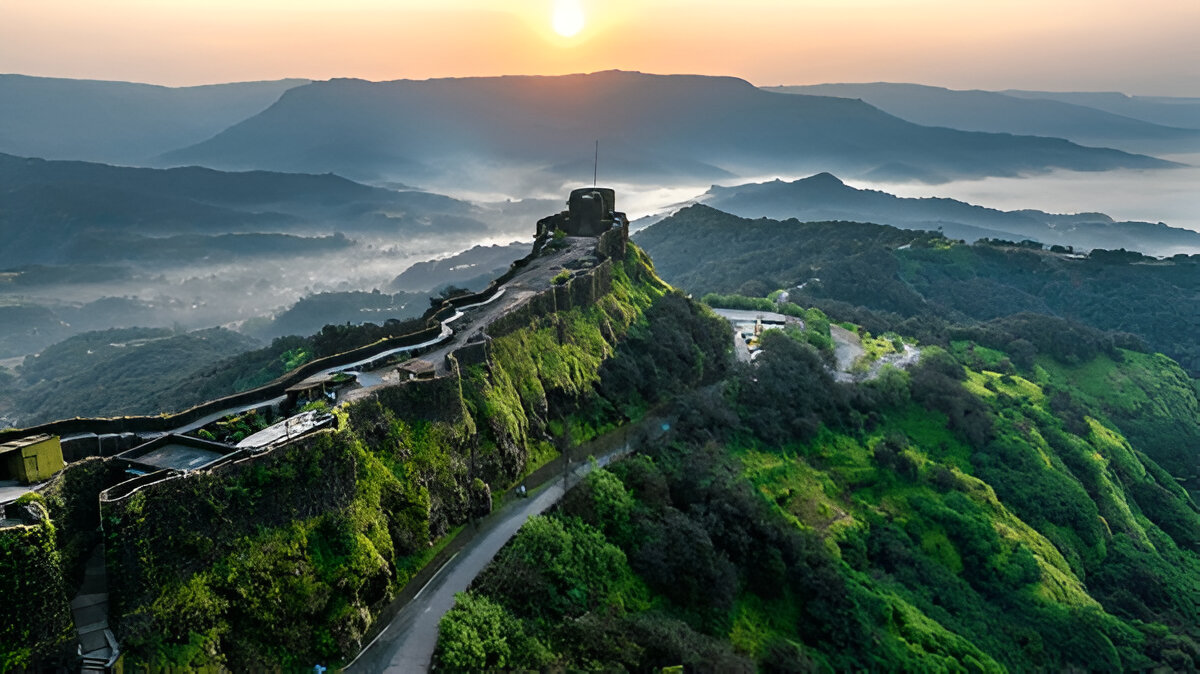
[767,83,1200,154]
[0,152,486,264]
[0,74,307,164]
[1002,90,1200,131]
[696,172,1200,257]
[158,71,1173,189]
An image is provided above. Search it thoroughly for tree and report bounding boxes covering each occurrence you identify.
[434,592,514,669]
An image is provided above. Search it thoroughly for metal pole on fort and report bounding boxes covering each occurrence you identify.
[593,140,598,187]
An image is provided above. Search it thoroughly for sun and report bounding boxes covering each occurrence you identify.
[552,0,585,38]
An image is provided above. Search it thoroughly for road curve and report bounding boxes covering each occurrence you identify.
[343,449,627,673]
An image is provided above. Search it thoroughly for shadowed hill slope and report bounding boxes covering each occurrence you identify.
[0,153,481,264]
[1003,89,1200,131]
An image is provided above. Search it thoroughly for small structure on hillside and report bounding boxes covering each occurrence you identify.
[285,372,354,408]
[537,187,629,238]
[398,359,437,381]
[114,434,236,475]
[0,434,64,484]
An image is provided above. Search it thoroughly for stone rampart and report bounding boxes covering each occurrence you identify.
[0,323,445,445]
[486,259,614,339]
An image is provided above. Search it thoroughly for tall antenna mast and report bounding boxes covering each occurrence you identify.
[593,139,598,187]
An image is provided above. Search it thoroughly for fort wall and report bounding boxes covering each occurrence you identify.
[3,190,638,669]
[0,499,74,667]
[487,258,614,339]
[101,428,361,631]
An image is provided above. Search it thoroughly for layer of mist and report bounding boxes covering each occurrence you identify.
[854,155,1200,234]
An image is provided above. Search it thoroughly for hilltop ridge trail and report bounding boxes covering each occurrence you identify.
[342,417,663,673]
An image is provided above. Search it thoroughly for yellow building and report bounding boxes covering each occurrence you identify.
[0,434,65,484]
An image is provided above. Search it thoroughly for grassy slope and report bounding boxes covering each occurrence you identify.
[436,320,1200,672]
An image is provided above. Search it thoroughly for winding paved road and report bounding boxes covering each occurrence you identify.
[343,448,628,673]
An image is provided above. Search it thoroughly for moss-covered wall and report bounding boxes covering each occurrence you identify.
[41,457,120,589]
[0,502,74,670]
[102,430,361,641]
[486,259,616,339]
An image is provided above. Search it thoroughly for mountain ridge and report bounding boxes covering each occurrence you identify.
[159,71,1174,189]
[768,82,1200,154]
[0,74,308,163]
[698,172,1200,256]
[0,152,483,264]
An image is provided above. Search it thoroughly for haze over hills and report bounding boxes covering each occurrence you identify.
[698,172,1200,256]
[0,152,487,264]
[769,83,1200,155]
[1003,90,1200,131]
[0,153,544,364]
[0,75,308,164]
[7,0,1200,667]
[387,243,528,293]
[160,70,1173,190]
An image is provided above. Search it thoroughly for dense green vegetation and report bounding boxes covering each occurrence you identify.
[10,229,1200,672]
[636,205,1200,375]
[95,244,732,670]
[0,498,74,670]
[437,307,1200,671]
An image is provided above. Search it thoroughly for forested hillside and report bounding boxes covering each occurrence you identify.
[436,307,1200,671]
[635,205,1200,375]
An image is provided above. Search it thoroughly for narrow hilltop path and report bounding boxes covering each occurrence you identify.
[829,324,864,381]
[71,545,115,672]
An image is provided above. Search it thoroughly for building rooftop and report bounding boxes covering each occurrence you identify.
[285,372,341,394]
[0,434,54,454]
[114,434,235,473]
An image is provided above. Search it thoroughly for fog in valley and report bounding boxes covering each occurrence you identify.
[860,154,1200,234]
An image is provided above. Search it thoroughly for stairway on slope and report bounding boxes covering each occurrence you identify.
[71,545,117,672]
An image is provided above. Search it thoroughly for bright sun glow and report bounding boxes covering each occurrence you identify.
[552,0,585,37]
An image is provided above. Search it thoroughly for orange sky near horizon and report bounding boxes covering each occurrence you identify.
[2,0,1198,95]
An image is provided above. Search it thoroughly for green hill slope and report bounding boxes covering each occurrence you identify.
[437,312,1200,672]
[635,205,1200,375]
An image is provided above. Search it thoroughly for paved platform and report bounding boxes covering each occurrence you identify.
[132,443,224,471]
[0,480,35,504]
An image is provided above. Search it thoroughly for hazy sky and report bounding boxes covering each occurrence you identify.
[3,0,1198,95]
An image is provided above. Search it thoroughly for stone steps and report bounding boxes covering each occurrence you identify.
[71,546,117,672]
